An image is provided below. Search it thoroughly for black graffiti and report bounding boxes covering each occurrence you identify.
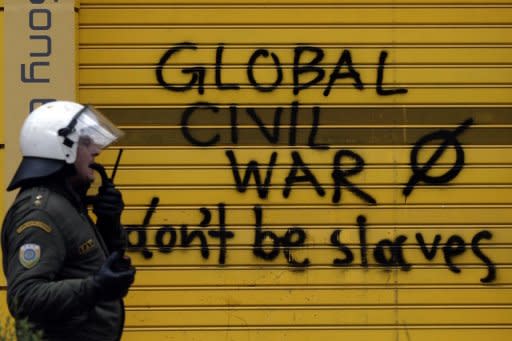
[329,215,496,282]
[443,235,466,274]
[155,225,177,253]
[416,229,495,283]
[308,106,329,150]
[127,200,234,264]
[376,51,409,96]
[126,202,496,282]
[225,150,277,199]
[247,49,283,92]
[403,118,474,197]
[216,44,240,90]
[180,224,210,258]
[252,205,310,267]
[330,230,354,266]
[181,102,220,146]
[181,101,329,148]
[332,150,376,205]
[293,46,324,95]
[373,235,411,271]
[443,232,495,283]
[322,49,363,96]
[283,151,326,199]
[357,215,368,267]
[207,203,235,265]
[156,42,205,94]
[416,233,442,260]
[156,43,408,96]
[293,46,363,95]
[471,231,496,283]
[246,106,282,143]
[226,149,375,204]
[125,196,158,259]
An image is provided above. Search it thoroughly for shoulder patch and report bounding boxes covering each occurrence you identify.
[16,220,52,234]
[19,244,41,269]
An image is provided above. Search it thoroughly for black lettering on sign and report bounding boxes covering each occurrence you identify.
[283,151,326,199]
[156,42,205,94]
[376,51,408,96]
[155,225,177,253]
[293,46,325,95]
[230,105,239,144]
[180,225,210,259]
[416,233,442,260]
[330,229,354,266]
[282,228,310,267]
[416,231,496,282]
[252,205,309,267]
[373,235,411,271]
[471,231,496,283]
[252,205,280,260]
[246,106,283,144]
[181,102,329,148]
[247,49,283,92]
[289,101,299,146]
[332,150,376,205]
[215,44,240,90]
[125,200,497,282]
[21,61,49,83]
[126,198,234,263]
[126,197,158,259]
[323,49,364,97]
[442,235,466,274]
[156,43,408,96]
[22,7,52,84]
[404,118,473,197]
[225,150,277,199]
[181,102,220,146]
[308,106,330,150]
[208,203,235,265]
[30,35,51,57]
[357,215,368,268]
[29,98,54,112]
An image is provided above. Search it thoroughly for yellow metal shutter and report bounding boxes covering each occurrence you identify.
[79,1,512,340]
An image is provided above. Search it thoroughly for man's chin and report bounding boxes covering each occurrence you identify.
[68,175,93,196]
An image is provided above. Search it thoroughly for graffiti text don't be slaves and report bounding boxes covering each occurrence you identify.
[126,43,496,284]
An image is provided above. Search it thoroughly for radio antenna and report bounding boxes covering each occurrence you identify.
[110,148,124,182]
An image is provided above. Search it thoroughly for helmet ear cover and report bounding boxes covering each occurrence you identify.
[6,157,66,191]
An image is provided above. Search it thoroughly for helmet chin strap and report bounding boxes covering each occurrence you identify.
[57,127,75,148]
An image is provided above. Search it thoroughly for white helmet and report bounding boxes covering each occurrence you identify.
[8,100,124,191]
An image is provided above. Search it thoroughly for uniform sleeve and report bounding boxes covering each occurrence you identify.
[4,213,99,322]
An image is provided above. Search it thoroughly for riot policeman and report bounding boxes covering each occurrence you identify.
[1,101,135,340]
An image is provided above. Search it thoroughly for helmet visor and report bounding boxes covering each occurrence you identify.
[71,105,124,148]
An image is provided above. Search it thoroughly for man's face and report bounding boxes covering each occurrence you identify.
[71,136,101,186]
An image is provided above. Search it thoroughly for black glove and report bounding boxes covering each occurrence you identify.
[93,182,124,225]
[93,251,135,301]
[93,182,127,252]
[89,163,127,252]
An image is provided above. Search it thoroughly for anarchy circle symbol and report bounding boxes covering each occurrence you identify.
[403,118,473,197]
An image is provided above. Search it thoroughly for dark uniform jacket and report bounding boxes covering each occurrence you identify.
[1,181,125,340]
